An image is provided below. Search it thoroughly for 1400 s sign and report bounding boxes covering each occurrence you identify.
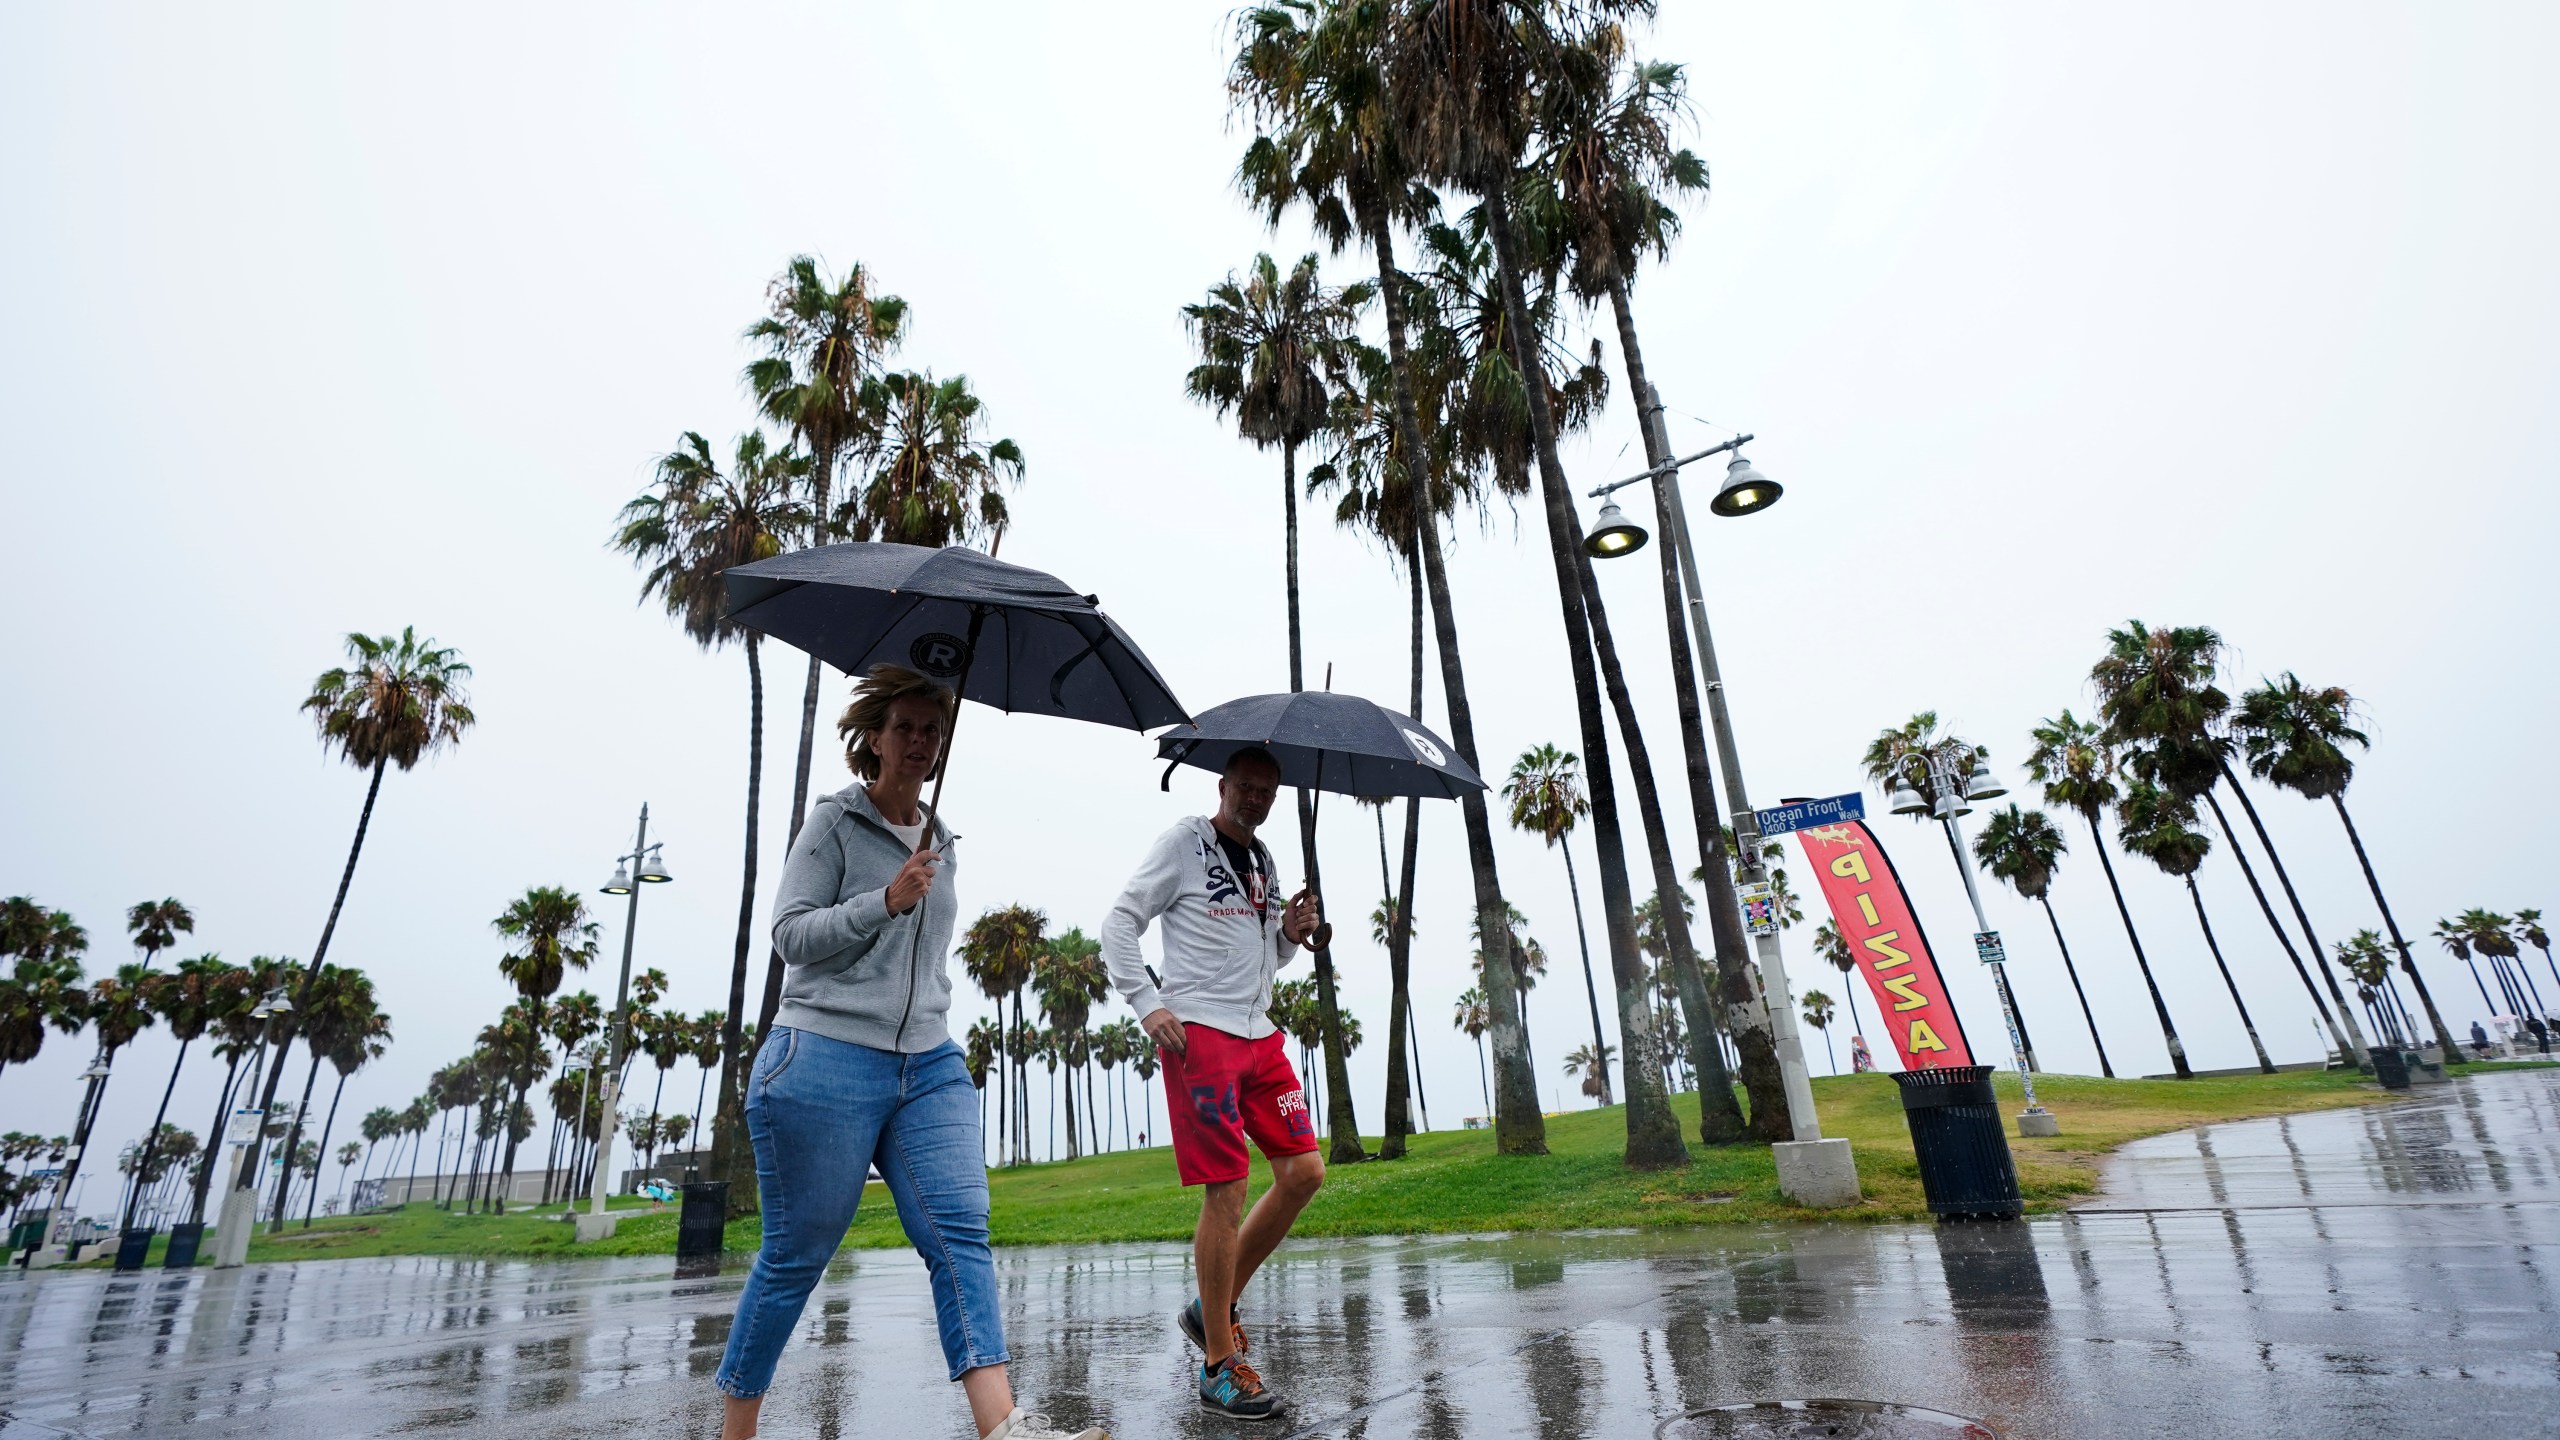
[1793,819,1974,1070]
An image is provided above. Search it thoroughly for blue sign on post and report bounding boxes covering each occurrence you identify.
[1752,792,1866,838]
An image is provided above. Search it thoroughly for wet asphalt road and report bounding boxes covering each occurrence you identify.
[3,1067,2554,1440]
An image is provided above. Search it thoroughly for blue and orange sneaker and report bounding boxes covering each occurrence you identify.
[1199,1354,1281,1421]
[1179,1297,1249,1356]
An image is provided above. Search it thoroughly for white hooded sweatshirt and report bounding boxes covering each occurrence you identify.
[1101,816,1301,1040]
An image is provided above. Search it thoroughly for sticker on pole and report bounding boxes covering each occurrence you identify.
[225,1108,265,1146]
[1754,792,1866,838]
[1740,882,1780,937]
[1974,931,2006,966]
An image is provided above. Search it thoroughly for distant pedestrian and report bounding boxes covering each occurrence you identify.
[714,664,1103,1440]
[2472,1020,2494,1057]
[1102,746,1323,1422]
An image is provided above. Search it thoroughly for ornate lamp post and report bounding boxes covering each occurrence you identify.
[577,804,672,1241]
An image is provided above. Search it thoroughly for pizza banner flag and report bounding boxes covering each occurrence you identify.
[1793,819,1974,1069]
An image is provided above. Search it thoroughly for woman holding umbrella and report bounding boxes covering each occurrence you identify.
[714,663,1103,1440]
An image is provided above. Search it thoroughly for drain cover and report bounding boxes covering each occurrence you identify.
[1657,1399,2000,1439]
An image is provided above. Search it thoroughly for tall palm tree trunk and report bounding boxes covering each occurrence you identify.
[1366,209,1541,1154]
[257,754,389,1230]
[1482,191,1682,1168]
[430,1109,452,1206]
[187,1050,250,1222]
[2036,898,2113,1077]
[123,1038,192,1230]
[2215,764,2369,1064]
[1556,841,1611,1104]
[2531,937,2560,998]
[2086,814,2191,1077]
[716,634,767,1215]
[304,1070,350,1227]
[1474,1032,1490,1116]
[269,1050,328,1229]
[1604,275,1758,1144]
[1381,538,1426,1157]
[2198,789,2359,1065]
[2329,795,2460,1056]
[2184,878,2273,1073]
[755,454,838,1073]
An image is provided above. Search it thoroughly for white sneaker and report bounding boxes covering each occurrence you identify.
[986,1408,1110,1440]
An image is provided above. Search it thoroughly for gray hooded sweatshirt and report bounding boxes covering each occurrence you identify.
[770,782,959,1054]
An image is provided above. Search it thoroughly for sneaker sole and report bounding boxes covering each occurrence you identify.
[1178,1306,1206,1352]
[1197,1398,1283,1422]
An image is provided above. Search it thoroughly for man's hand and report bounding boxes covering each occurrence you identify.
[1282,888,1322,946]
[884,848,942,915]
[1142,1007,1187,1056]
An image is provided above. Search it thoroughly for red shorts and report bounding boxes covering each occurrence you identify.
[1160,1023,1317,1185]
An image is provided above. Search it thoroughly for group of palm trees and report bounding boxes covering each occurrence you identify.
[1175,0,1838,1174]
[611,256,1023,1213]
[1828,621,2537,1082]
[957,906,1166,1165]
[0,896,392,1236]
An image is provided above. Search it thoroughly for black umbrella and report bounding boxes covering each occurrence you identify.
[1154,691,1485,800]
[726,541,1189,839]
[1156,690,1485,950]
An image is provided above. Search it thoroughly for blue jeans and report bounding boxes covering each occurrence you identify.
[715,1028,1007,1394]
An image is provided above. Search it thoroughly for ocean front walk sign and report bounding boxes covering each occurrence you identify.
[1754,792,1866,838]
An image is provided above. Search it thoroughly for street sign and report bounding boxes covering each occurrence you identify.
[224,1108,264,1146]
[1740,881,1780,937]
[1755,792,1866,838]
[1974,931,2006,966]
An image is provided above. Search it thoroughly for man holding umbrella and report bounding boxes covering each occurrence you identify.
[1103,746,1322,1422]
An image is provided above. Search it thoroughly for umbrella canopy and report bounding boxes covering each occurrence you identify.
[724,542,1186,731]
[1156,691,1485,799]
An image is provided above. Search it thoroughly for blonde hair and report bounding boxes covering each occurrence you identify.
[838,664,957,781]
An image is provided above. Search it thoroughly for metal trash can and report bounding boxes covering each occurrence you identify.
[163,1222,205,1270]
[1894,1064,2023,1221]
[114,1226,155,1272]
[2368,1046,2410,1089]
[677,1181,729,1260]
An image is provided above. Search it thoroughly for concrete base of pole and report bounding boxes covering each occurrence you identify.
[572,1211,624,1243]
[2017,1110,2062,1138]
[211,1183,258,1268]
[1774,1137,1861,1208]
[2408,1048,2449,1085]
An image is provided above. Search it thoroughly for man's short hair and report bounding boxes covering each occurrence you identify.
[1222,745,1282,780]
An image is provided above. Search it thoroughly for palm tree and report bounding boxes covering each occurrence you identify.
[2467,909,2548,1030]
[1811,922,1871,1070]
[965,1017,1000,1140]
[185,959,267,1222]
[2028,712,2191,1077]
[271,628,474,1211]
[743,256,910,1055]
[2118,779,2275,1074]
[1452,987,1491,1118]
[0,901,91,1097]
[686,1010,722,1153]
[303,996,389,1227]
[267,963,372,1226]
[2515,909,2559,999]
[1504,744,1612,1104]
[126,953,229,1228]
[126,899,193,970]
[356,1105,399,1196]
[56,962,155,1232]
[614,427,810,1197]
[847,370,1026,549]
[1230,0,1542,1154]
[1563,1040,1618,1101]
[1516,27,1771,1151]
[1034,932,1105,1162]
[1132,1033,1160,1148]
[1799,991,1838,1074]
[2231,671,2459,1056]
[1972,805,2114,1077]
[2338,931,2409,1045]
[1184,249,1374,1161]
[1047,928,1110,1158]
[961,905,1046,1165]
[2093,641,2360,1066]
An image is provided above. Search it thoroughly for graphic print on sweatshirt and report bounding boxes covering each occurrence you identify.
[1203,835,1270,923]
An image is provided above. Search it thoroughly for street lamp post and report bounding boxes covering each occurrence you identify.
[579,804,672,1242]
[40,1055,114,1252]
[1583,413,1861,1208]
[212,988,292,1267]
[1886,749,2060,1135]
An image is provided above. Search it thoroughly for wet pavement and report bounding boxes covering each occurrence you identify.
[3,1068,2554,1439]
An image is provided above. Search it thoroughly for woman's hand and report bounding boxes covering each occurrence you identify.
[884,847,942,915]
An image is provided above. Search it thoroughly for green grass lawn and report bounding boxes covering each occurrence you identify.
[96,1065,2404,1267]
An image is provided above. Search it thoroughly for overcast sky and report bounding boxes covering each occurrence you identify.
[6,3,2555,1196]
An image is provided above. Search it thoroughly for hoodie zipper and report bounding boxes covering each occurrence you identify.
[849,790,939,1053]
[1200,818,1282,1037]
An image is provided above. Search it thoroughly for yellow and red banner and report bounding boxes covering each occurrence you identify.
[1794,819,1974,1069]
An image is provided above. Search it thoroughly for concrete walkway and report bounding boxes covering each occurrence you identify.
[2,1068,2553,1438]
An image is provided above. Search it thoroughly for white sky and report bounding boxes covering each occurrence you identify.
[5,3,2556,1188]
